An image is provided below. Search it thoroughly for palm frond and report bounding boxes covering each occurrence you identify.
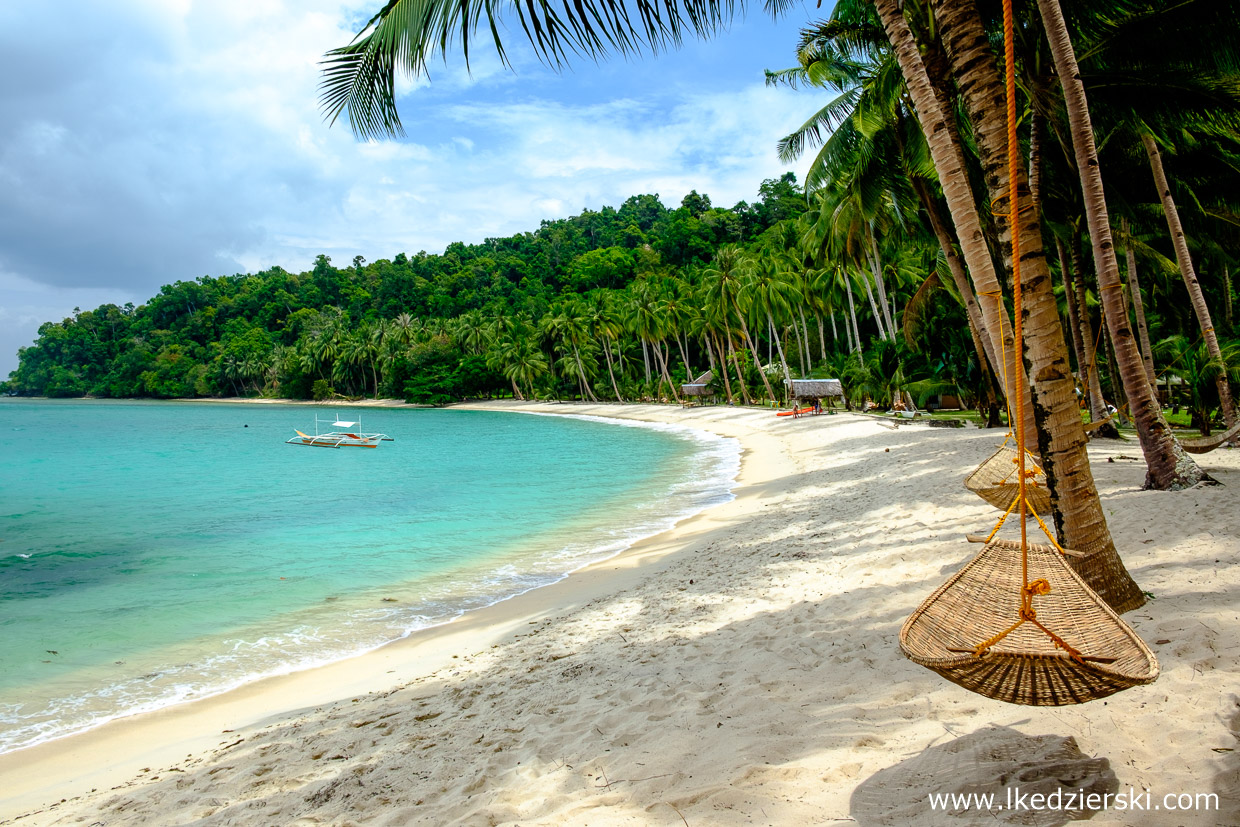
[321,0,758,138]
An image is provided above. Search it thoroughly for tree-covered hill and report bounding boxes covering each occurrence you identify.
[5,177,829,403]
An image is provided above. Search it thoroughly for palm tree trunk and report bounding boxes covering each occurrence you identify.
[657,341,680,403]
[640,338,651,385]
[602,339,624,402]
[710,332,733,403]
[868,227,898,339]
[828,312,838,350]
[1121,225,1157,387]
[799,307,813,374]
[914,178,1004,382]
[874,0,1034,449]
[1141,130,1238,435]
[1038,0,1207,486]
[726,335,751,405]
[511,377,524,401]
[818,314,829,359]
[1100,300,1127,414]
[1057,236,1087,384]
[678,333,692,380]
[1070,237,1112,429]
[768,310,793,394]
[571,342,598,402]
[844,274,862,365]
[860,264,888,342]
[926,0,1144,612]
[1226,265,1234,329]
[739,311,777,403]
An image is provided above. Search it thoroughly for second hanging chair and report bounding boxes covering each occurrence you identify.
[964,439,1052,516]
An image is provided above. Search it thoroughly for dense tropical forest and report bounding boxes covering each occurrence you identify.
[9,0,1240,480]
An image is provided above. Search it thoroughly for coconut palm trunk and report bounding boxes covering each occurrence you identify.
[798,306,813,374]
[601,340,624,402]
[1056,236,1088,385]
[1226,265,1234,329]
[860,265,888,341]
[921,0,1144,612]
[658,341,681,403]
[768,310,794,393]
[570,342,598,402]
[913,178,1004,381]
[1070,238,1112,429]
[739,313,777,403]
[873,0,1036,448]
[1122,232,1156,388]
[1037,0,1207,486]
[843,272,862,361]
[867,228,898,339]
[1140,131,1238,436]
[726,336,751,405]
[710,333,734,403]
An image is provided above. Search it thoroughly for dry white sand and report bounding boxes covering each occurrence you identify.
[2,401,1237,826]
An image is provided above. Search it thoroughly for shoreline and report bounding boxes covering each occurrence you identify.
[3,401,1238,826]
[0,402,784,822]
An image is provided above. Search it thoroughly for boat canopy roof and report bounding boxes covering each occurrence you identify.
[332,420,357,427]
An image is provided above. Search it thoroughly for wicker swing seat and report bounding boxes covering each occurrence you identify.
[964,444,1052,515]
[899,538,1159,706]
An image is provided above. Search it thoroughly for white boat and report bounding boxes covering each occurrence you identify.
[285,414,393,448]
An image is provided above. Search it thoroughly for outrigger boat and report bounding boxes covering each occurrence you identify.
[285,414,393,448]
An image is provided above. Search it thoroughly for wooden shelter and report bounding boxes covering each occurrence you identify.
[681,370,715,397]
[786,378,843,400]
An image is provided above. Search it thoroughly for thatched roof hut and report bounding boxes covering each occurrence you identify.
[787,378,843,399]
[681,370,715,397]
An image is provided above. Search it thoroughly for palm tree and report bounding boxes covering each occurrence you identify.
[1154,335,1240,436]
[911,0,1143,612]
[832,1,1036,446]
[584,291,626,402]
[541,299,599,401]
[741,247,799,392]
[1141,131,1238,437]
[1119,219,1157,388]
[1035,0,1209,487]
[701,246,766,403]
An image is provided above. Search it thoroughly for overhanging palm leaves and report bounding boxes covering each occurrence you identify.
[321,0,794,139]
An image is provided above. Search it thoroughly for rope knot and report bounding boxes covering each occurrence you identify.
[1025,579,1052,597]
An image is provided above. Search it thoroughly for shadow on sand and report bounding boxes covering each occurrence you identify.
[850,724,1118,826]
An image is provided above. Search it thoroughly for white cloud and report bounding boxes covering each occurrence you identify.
[0,0,817,376]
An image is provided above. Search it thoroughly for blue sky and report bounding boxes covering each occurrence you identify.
[0,0,835,377]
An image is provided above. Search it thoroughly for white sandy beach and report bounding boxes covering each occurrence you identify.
[2,401,1237,826]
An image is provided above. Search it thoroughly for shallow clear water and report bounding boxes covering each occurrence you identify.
[0,400,737,754]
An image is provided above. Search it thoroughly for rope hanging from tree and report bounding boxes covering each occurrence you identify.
[897,0,1158,706]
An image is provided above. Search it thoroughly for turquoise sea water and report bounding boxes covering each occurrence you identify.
[0,400,737,754]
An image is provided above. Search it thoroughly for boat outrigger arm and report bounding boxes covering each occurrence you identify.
[285,414,394,448]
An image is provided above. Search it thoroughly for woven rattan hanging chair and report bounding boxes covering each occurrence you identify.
[964,441,1052,515]
[899,537,1159,705]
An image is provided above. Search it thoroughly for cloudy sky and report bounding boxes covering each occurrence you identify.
[0,0,831,376]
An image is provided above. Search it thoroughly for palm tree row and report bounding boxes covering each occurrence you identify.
[321,0,1238,614]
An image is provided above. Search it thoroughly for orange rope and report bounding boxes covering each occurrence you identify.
[967,0,1087,669]
[1003,0,1028,587]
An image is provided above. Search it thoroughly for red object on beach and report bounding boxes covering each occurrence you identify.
[776,407,813,417]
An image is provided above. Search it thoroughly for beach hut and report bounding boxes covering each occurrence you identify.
[681,370,715,403]
[786,378,843,404]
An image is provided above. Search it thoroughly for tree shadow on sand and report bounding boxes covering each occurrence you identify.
[850,725,1118,826]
